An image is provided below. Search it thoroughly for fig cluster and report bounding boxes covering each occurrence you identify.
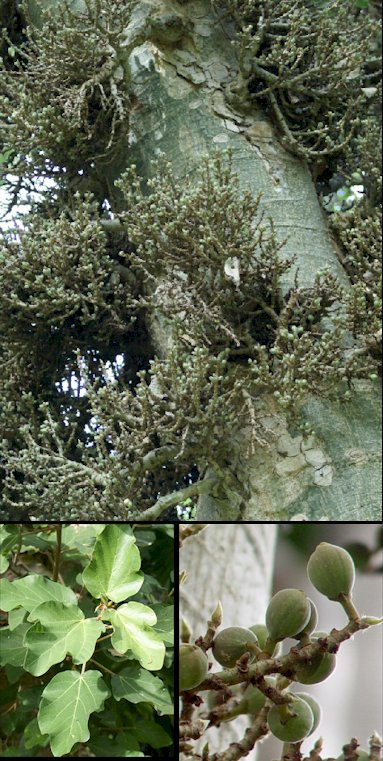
[179,542,369,746]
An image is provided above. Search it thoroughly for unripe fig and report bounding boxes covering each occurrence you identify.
[293,599,318,639]
[179,643,208,692]
[266,589,311,642]
[294,692,321,734]
[241,684,266,715]
[307,542,355,600]
[268,695,314,742]
[240,676,277,716]
[337,751,369,761]
[294,633,336,684]
[212,626,258,668]
[249,624,281,655]
[248,624,269,650]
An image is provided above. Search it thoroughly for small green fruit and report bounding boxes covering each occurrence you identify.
[266,589,311,642]
[240,676,276,715]
[249,624,281,655]
[293,599,318,639]
[268,695,314,742]
[294,692,321,734]
[337,752,369,761]
[248,623,269,650]
[307,542,355,600]
[294,632,336,684]
[241,684,267,715]
[212,626,258,668]
[179,643,208,692]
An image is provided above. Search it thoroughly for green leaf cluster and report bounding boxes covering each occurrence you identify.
[222,0,381,162]
[0,523,174,757]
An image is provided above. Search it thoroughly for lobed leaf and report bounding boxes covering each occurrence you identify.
[103,602,165,671]
[111,666,173,715]
[38,670,110,757]
[82,525,144,603]
[0,575,77,613]
[24,601,105,675]
[150,603,174,646]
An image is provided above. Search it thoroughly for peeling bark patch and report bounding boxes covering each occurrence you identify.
[277,433,302,457]
[275,430,333,486]
[189,99,203,109]
[302,447,327,468]
[212,133,229,143]
[344,448,369,464]
[223,119,241,133]
[313,463,333,486]
[275,453,306,476]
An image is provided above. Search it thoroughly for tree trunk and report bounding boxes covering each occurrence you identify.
[180,523,277,757]
[23,0,381,520]
[121,1,381,520]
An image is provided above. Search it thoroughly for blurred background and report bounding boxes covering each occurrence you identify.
[257,523,382,760]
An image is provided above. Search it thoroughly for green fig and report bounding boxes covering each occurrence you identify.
[294,632,336,684]
[179,643,208,692]
[268,695,314,742]
[249,624,281,655]
[294,692,321,734]
[307,542,355,600]
[212,626,258,668]
[266,588,311,642]
[293,599,318,639]
[241,684,267,715]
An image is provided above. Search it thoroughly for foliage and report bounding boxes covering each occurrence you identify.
[0,154,380,520]
[0,522,174,757]
[0,0,134,189]
[0,195,136,343]
[179,536,382,761]
[219,0,380,162]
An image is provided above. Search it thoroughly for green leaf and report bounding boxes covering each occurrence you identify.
[0,525,19,573]
[112,666,173,715]
[61,524,105,557]
[0,150,14,165]
[133,719,173,748]
[89,731,146,757]
[102,602,165,671]
[24,718,50,750]
[0,524,19,552]
[0,604,105,677]
[38,670,110,757]
[24,601,105,675]
[82,525,144,603]
[150,603,174,646]
[8,608,27,631]
[0,624,33,669]
[0,575,77,613]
